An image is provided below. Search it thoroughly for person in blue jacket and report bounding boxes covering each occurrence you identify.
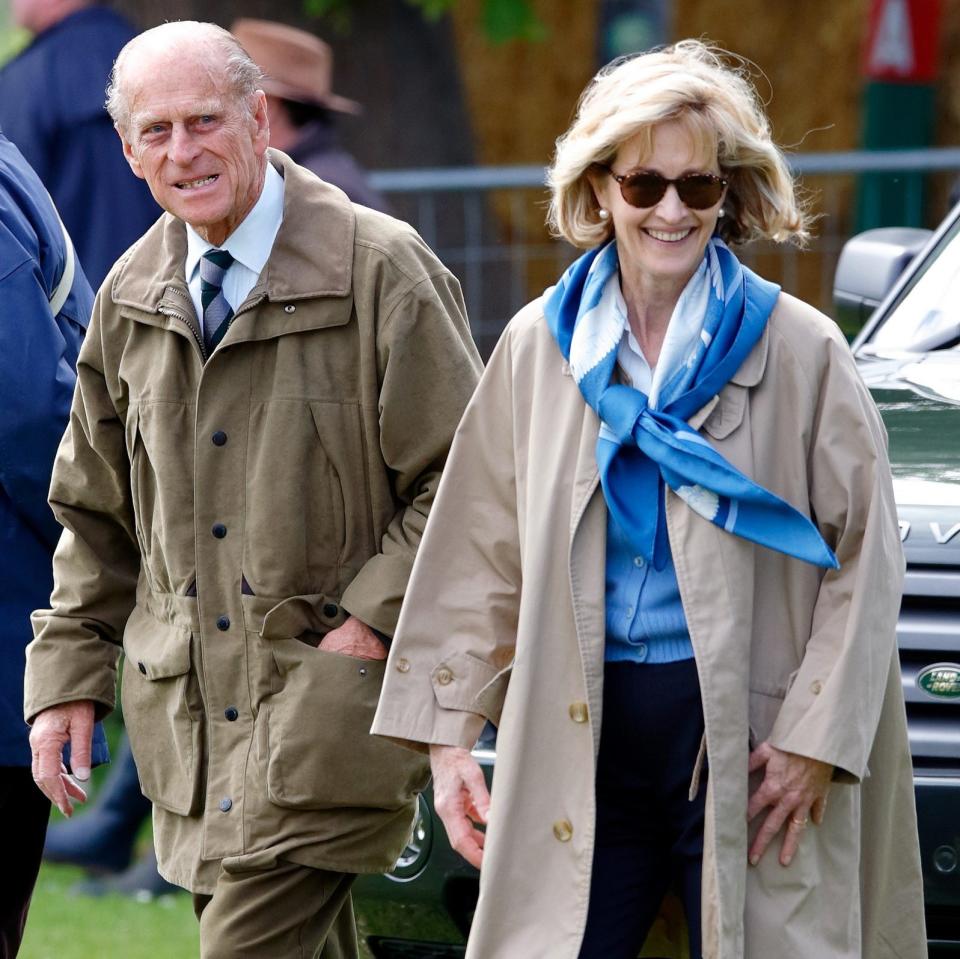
[0,0,159,289]
[0,130,108,956]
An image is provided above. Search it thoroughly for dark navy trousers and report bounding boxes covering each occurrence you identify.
[579,658,707,959]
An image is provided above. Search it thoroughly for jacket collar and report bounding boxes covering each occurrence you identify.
[110,149,356,317]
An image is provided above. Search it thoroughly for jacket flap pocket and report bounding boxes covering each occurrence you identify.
[122,605,191,680]
[702,383,747,440]
[260,593,344,640]
[431,652,500,711]
[472,662,514,725]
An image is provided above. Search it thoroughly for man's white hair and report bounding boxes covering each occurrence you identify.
[106,21,263,135]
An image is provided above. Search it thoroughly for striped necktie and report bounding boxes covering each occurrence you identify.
[199,249,235,355]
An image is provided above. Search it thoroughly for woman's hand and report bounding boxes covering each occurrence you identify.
[747,742,832,867]
[430,744,491,870]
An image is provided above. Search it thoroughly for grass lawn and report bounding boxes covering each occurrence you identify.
[20,863,199,959]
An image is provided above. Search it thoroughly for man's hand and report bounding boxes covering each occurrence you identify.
[29,700,95,816]
[747,741,833,867]
[318,615,387,661]
[430,744,490,870]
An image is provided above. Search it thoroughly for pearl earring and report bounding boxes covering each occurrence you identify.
[718,207,726,218]
[598,208,610,220]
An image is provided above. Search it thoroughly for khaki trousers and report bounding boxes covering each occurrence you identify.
[193,860,358,959]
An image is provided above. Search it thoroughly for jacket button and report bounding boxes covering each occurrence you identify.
[553,819,573,842]
[224,706,239,721]
[212,431,227,446]
[435,667,453,686]
[396,658,411,673]
[322,603,338,618]
[568,702,589,723]
[137,661,147,675]
[212,523,227,539]
[810,680,823,695]
[284,304,296,314]
[219,798,233,812]
[216,616,230,631]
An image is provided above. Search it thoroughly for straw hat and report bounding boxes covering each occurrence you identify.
[231,18,361,114]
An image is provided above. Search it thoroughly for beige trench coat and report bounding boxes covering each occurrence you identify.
[373,292,926,958]
[25,151,483,893]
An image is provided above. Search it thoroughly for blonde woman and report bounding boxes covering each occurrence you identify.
[373,41,925,958]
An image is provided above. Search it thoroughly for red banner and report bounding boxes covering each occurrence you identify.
[863,0,941,82]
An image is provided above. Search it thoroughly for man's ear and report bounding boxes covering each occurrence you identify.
[252,91,270,156]
[117,127,145,180]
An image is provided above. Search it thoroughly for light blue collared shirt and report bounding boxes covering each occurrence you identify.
[604,273,696,664]
[185,162,284,324]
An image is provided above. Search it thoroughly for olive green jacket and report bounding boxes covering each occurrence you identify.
[373,292,926,958]
[25,151,482,893]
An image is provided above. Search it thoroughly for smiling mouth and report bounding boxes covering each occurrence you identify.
[646,228,694,242]
[175,175,218,190]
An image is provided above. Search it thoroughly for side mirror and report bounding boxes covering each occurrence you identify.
[833,227,932,339]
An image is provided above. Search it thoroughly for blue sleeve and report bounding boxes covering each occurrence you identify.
[0,255,78,551]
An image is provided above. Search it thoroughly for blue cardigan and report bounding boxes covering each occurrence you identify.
[0,132,108,766]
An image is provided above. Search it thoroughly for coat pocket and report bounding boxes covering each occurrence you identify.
[121,606,202,816]
[258,608,429,811]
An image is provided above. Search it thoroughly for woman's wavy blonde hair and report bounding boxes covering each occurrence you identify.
[547,40,809,250]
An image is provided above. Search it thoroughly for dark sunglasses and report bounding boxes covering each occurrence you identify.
[602,167,727,210]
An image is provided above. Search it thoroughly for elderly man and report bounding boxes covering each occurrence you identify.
[25,21,481,958]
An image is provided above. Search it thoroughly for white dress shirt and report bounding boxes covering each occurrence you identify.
[607,271,708,408]
[185,162,285,322]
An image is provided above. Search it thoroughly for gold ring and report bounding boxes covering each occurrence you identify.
[790,816,809,827]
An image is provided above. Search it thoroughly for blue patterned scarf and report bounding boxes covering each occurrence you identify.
[545,238,838,571]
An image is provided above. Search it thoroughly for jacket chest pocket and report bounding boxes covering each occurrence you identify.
[124,402,196,590]
[121,605,203,816]
[255,595,429,811]
[244,399,372,594]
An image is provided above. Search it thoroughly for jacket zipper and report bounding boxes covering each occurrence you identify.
[159,287,207,362]
[158,287,270,363]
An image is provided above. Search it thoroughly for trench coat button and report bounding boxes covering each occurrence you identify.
[137,661,147,675]
[219,798,233,812]
[553,819,573,842]
[810,680,823,695]
[396,658,411,673]
[216,616,230,631]
[284,304,296,314]
[224,706,239,721]
[212,523,227,539]
[322,603,338,618]
[436,667,453,686]
[568,702,589,723]
[212,431,227,446]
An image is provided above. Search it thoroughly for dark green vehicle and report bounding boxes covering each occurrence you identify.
[354,211,960,957]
